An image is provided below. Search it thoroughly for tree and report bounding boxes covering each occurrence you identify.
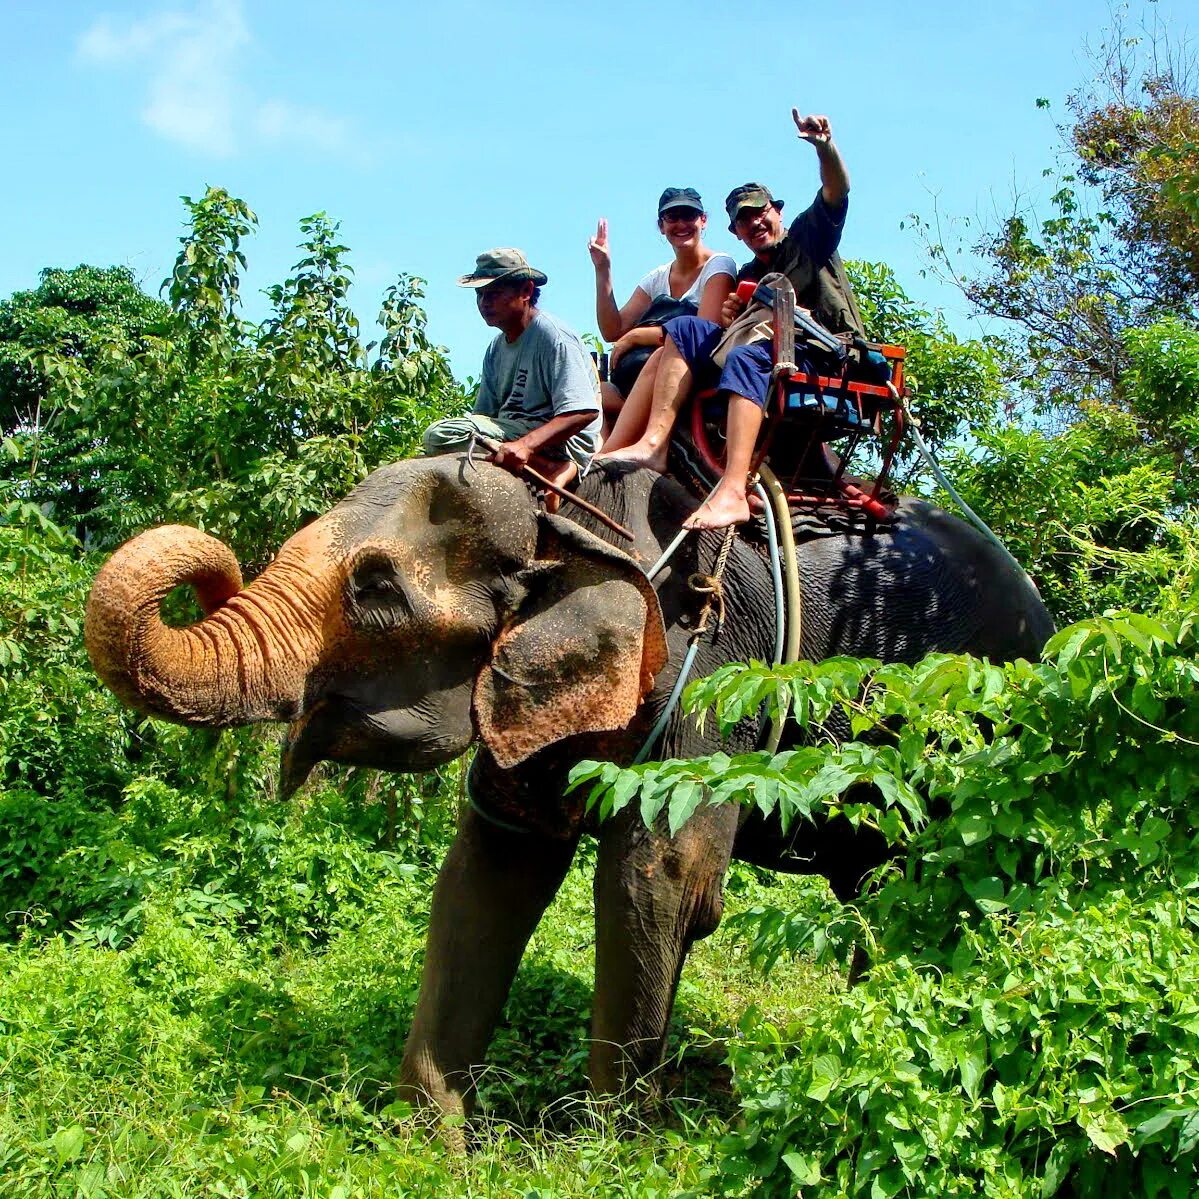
[1,188,465,565]
[918,11,1197,418]
[1069,15,1199,308]
[904,9,1198,623]
[0,266,169,537]
[0,264,168,429]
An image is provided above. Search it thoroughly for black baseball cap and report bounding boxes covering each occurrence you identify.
[657,187,705,217]
[725,183,784,231]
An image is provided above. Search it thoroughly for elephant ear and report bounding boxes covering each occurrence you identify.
[474,512,668,769]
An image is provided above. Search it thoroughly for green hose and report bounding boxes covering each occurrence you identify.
[757,464,802,752]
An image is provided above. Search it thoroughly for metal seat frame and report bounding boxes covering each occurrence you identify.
[686,278,908,521]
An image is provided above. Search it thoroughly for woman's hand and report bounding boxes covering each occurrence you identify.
[609,325,662,370]
[588,219,611,272]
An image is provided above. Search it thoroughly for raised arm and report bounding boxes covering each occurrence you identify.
[589,218,651,340]
[792,110,849,207]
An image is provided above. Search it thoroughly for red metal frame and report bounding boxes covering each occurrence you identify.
[686,295,908,520]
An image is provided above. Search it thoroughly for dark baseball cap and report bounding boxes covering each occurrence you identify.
[725,183,784,231]
[657,187,705,217]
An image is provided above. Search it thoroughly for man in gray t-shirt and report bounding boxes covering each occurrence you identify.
[422,247,601,487]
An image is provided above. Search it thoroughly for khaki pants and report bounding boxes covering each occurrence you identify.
[421,414,597,468]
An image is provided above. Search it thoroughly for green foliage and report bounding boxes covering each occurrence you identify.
[847,259,1008,468]
[951,176,1138,409]
[574,546,1199,1195]
[0,848,827,1197]
[0,263,168,425]
[1,187,465,565]
[1123,316,1199,475]
[936,412,1184,623]
[722,894,1199,1198]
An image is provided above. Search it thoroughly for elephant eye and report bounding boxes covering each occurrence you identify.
[346,553,416,630]
[356,571,400,596]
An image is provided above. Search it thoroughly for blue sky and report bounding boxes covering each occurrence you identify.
[3,0,1191,378]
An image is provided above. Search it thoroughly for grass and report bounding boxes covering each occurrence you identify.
[0,844,841,1198]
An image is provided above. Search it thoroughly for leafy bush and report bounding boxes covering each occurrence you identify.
[2,188,465,566]
[574,542,1199,1195]
[0,190,468,948]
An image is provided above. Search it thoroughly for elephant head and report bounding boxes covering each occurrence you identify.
[86,457,668,794]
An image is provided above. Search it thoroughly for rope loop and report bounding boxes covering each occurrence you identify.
[687,525,737,641]
[687,572,726,639]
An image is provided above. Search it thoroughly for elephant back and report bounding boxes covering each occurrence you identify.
[794,498,1052,667]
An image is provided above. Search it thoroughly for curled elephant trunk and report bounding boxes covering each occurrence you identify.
[85,523,336,727]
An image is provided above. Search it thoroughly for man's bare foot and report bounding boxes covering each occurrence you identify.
[535,458,577,513]
[683,484,752,530]
[592,439,669,473]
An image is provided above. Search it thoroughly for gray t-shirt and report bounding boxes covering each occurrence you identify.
[474,311,602,451]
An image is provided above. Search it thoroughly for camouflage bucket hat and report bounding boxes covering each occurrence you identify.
[457,247,548,288]
[725,183,785,231]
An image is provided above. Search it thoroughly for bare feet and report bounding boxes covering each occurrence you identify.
[592,438,669,474]
[683,482,752,530]
[535,457,577,513]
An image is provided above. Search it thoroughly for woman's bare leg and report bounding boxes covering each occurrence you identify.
[599,382,624,442]
[598,349,662,453]
[596,340,693,473]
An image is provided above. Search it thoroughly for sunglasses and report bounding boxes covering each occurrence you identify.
[660,208,703,223]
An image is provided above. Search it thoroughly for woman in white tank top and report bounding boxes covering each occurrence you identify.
[588,188,736,433]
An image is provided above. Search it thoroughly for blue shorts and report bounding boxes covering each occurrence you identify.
[664,315,815,409]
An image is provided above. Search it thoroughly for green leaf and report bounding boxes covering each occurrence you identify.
[957,1047,986,1101]
[1081,1106,1129,1155]
[1039,1141,1073,1197]
[963,875,1008,913]
[782,1152,822,1184]
[667,778,705,835]
[51,1125,86,1166]
[806,1054,842,1102]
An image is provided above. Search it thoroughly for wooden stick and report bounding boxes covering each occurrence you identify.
[472,436,635,541]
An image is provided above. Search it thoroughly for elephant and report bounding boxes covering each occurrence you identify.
[85,454,1053,1120]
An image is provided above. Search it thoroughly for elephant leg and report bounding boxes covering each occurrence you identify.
[398,803,577,1119]
[589,801,739,1096]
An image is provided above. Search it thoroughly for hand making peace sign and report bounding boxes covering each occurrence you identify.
[588,218,611,271]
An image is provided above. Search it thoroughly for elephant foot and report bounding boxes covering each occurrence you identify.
[588,1034,667,1104]
[394,1089,470,1153]
[847,942,872,987]
[396,1052,474,1151]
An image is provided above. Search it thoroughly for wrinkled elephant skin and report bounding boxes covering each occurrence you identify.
[86,455,1053,1119]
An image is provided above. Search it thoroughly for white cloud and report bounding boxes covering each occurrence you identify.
[77,0,359,161]
[253,100,358,158]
